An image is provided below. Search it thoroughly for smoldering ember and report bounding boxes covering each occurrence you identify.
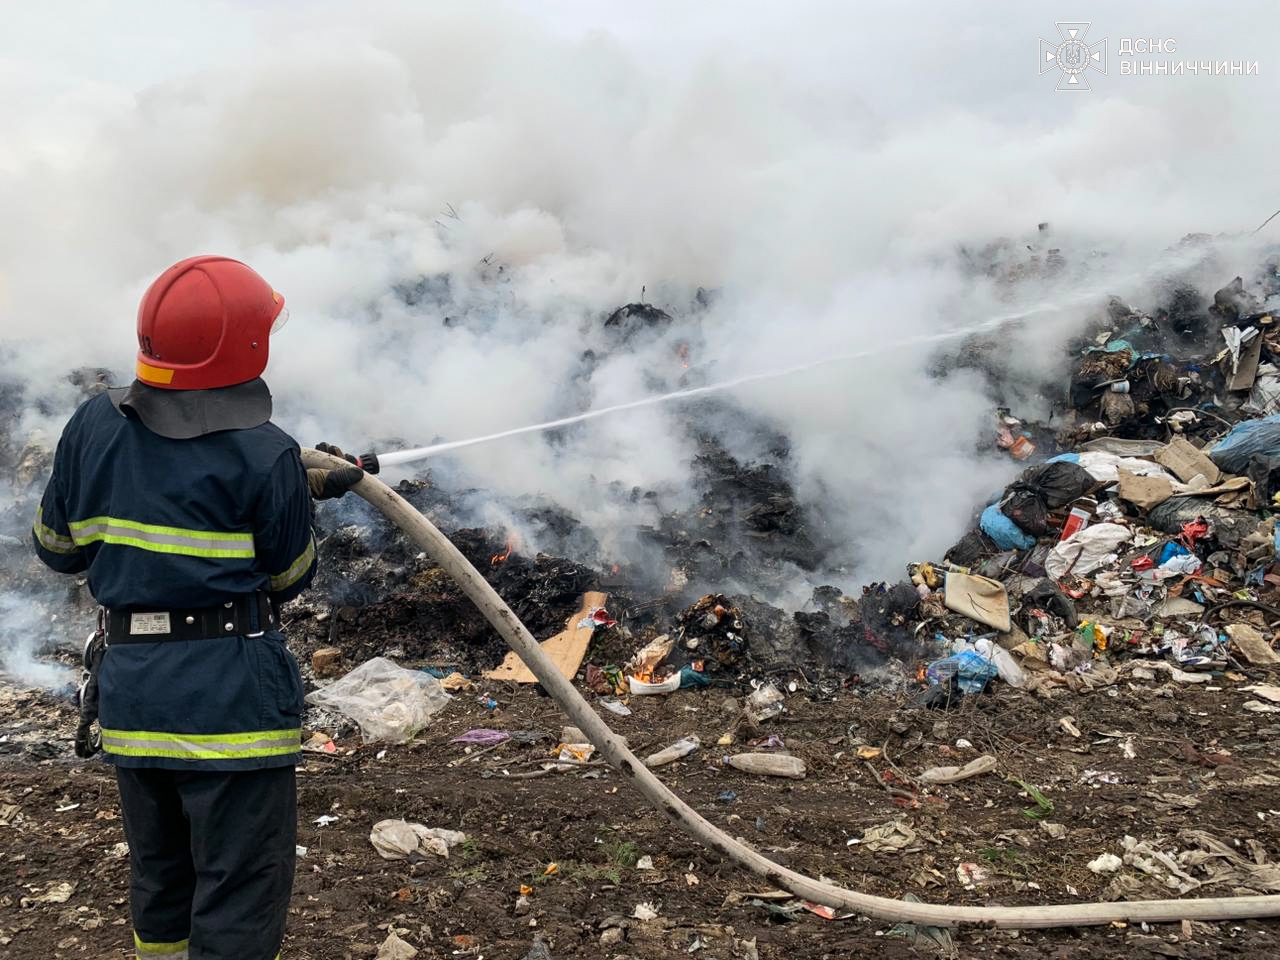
[5,239,1280,958]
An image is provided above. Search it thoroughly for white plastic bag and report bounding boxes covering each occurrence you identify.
[305,657,450,743]
[369,819,466,859]
[974,638,1026,688]
[1045,523,1133,580]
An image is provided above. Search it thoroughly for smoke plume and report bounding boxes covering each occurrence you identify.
[2,1,1278,682]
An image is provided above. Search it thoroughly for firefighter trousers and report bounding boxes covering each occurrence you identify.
[116,765,296,959]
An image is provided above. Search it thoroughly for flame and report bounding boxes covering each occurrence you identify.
[676,342,690,369]
[915,664,927,683]
[490,534,518,566]
[610,563,621,575]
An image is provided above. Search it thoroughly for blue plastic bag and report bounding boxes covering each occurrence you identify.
[1208,414,1280,473]
[925,650,999,695]
[980,503,1035,550]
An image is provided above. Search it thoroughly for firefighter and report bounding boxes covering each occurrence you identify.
[32,256,362,959]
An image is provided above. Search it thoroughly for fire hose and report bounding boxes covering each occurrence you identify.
[302,448,1280,930]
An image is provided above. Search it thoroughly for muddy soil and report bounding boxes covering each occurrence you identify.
[2,667,1279,959]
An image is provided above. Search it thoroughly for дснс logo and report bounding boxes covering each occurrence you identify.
[1040,22,1107,91]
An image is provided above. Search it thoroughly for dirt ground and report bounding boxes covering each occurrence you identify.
[3,663,1280,959]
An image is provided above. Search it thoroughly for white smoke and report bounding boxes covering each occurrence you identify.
[2,1,1279,679]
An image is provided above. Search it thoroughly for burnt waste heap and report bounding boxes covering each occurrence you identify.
[5,251,1280,729]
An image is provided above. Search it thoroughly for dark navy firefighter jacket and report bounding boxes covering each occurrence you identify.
[33,391,317,771]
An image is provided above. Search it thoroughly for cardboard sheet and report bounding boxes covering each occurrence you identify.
[483,591,607,683]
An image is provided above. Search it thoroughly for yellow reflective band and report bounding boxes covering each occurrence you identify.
[136,360,175,385]
[67,516,255,559]
[133,932,190,956]
[102,727,301,761]
[33,507,78,554]
[269,536,316,591]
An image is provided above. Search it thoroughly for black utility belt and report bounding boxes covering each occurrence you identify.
[105,593,277,644]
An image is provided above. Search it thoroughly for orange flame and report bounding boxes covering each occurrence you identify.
[490,534,518,566]
[610,563,621,575]
[676,342,690,369]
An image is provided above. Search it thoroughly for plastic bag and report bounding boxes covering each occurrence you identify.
[746,682,784,722]
[305,657,450,743]
[980,503,1035,550]
[1075,452,1176,485]
[1044,523,1132,580]
[369,819,466,859]
[999,461,1096,535]
[925,650,998,695]
[1209,413,1280,473]
[973,638,1026,688]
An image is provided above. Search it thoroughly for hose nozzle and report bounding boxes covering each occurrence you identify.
[355,451,380,475]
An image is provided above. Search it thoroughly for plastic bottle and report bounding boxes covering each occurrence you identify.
[726,753,807,779]
[645,735,701,768]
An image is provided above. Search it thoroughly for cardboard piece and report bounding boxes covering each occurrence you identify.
[1117,469,1174,511]
[1228,334,1264,392]
[1225,623,1280,666]
[484,591,607,683]
[1156,437,1222,486]
[943,572,1011,633]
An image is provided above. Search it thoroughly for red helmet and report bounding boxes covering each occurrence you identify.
[135,256,286,391]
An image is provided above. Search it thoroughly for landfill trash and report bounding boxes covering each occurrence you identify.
[632,902,660,921]
[746,682,785,722]
[802,901,855,921]
[884,893,955,953]
[980,503,1036,550]
[852,820,918,853]
[1225,624,1280,665]
[917,754,997,784]
[627,662,710,695]
[1045,523,1133,580]
[956,862,991,887]
[998,461,1097,536]
[1039,822,1068,840]
[1242,683,1280,703]
[23,881,75,905]
[1117,469,1174,511]
[450,729,511,746]
[855,745,883,760]
[973,638,1026,687]
[550,742,596,770]
[1243,701,1280,714]
[599,697,631,716]
[369,819,466,860]
[377,931,418,960]
[1209,413,1280,473]
[310,645,344,677]
[725,753,806,779]
[645,735,700,768]
[304,657,450,743]
[627,633,675,677]
[925,649,998,695]
[1059,717,1082,738]
[636,855,654,870]
[314,814,340,826]
[1157,437,1223,486]
[1089,853,1124,874]
[523,938,553,960]
[942,572,1010,632]
[301,731,337,754]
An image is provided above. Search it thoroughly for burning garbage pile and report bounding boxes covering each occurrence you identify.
[6,263,1280,741]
